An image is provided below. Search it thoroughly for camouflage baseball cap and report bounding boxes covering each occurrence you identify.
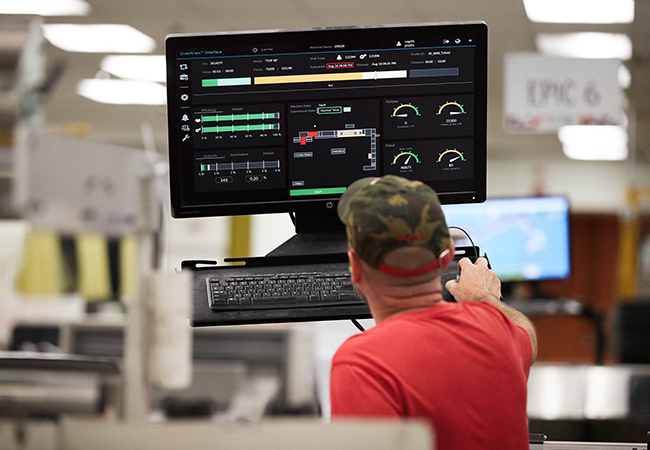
[338,175,452,277]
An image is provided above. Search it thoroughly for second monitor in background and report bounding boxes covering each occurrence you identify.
[442,196,571,283]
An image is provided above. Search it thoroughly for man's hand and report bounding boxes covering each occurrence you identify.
[445,257,501,303]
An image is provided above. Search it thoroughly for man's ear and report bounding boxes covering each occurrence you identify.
[441,239,455,272]
[348,248,364,284]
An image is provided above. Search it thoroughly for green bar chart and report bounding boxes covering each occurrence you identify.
[201,77,251,87]
[201,112,280,122]
[202,123,280,133]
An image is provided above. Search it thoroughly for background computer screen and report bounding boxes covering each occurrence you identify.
[166,22,487,219]
[441,196,571,281]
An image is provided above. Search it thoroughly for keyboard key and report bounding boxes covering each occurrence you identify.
[212,296,227,305]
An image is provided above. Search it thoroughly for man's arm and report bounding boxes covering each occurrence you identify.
[445,257,538,363]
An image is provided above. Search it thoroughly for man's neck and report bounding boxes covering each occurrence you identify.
[371,289,446,323]
[352,257,449,324]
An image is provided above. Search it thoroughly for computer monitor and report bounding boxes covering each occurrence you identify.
[441,197,571,281]
[165,22,488,230]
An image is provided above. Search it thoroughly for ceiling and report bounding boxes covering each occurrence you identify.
[7,0,650,165]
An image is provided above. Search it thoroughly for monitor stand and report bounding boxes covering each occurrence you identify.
[266,211,348,257]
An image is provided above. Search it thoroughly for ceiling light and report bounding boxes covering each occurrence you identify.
[523,0,634,23]
[100,55,166,83]
[77,79,166,105]
[618,65,631,89]
[536,33,633,60]
[0,0,90,16]
[558,125,628,161]
[43,24,155,53]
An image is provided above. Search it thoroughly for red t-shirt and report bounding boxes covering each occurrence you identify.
[330,301,532,450]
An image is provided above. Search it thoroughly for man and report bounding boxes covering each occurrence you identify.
[330,175,537,450]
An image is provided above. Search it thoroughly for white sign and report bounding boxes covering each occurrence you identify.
[503,53,622,132]
[23,133,146,237]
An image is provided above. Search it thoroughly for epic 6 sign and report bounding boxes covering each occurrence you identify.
[503,53,623,132]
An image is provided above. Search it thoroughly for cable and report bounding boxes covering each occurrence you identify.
[448,226,503,301]
[447,226,479,260]
[351,319,365,332]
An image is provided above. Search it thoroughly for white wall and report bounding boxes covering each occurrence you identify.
[0,221,29,278]
[488,158,649,213]
[164,215,231,270]
[250,213,296,257]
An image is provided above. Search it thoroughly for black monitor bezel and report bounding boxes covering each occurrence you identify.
[166,21,488,219]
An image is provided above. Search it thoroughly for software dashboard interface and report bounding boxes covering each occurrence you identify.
[442,197,571,281]
[166,22,487,217]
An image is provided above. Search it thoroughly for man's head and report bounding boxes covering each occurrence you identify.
[338,175,452,278]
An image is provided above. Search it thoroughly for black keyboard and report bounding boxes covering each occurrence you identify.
[187,247,489,326]
[186,253,371,326]
[209,271,361,310]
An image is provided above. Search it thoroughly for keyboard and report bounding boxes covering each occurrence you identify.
[209,270,361,310]
[187,254,371,326]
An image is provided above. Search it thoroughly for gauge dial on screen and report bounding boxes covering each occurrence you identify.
[392,151,421,166]
[391,151,420,173]
[437,101,466,116]
[437,149,465,169]
[391,103,421,118]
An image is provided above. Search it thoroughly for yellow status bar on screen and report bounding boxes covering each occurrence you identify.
[254,70,407,85]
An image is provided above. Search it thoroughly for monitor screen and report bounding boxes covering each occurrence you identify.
[166,22,487,218]
[441,197,571,281]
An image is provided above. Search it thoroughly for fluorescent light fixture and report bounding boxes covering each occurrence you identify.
[523,0,634,23]
[558,125,628,161]
[100,55,166,83]
[77,79,166,105]
[536,33,633,60]
[43,24,155,53]
[618,65,631,89]
[0,0,90,16]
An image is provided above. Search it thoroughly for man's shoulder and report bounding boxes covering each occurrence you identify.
[332,307,446,361]
[334,302,506,354]
[331,333,367,367]
[332,321,399,363]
